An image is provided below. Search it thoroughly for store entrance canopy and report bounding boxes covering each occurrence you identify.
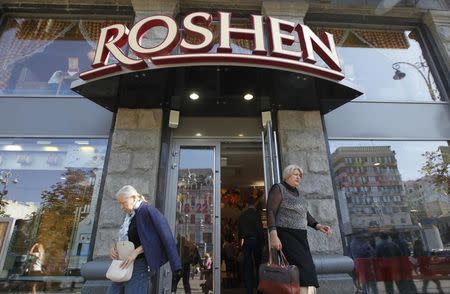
[71,12,362,115]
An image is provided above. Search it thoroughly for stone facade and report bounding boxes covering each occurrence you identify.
[92,108,163,259]
[277,110,353,293]
[278,110,343,254]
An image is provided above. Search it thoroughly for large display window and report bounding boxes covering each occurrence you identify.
[329,140,450,293]
[0,17,129,97]
[310,26,444,102]
[0,138,107,292]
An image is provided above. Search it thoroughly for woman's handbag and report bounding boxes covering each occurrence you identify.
[106,241,135,282]
[257,250,301,294]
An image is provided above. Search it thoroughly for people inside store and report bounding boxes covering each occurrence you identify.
[107,185,182,294]
[267,164,332,294]
[238,196,263,294]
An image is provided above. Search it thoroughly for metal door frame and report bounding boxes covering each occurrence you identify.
[162,138,221,293]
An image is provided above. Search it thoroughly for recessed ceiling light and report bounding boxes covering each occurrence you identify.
[80,146,95,152]
[244,93,254,101]
[4,145,22,151]
[43,146,59,152]
[195,133,202,137]
[238,134,244,137]
[75,140,90,145]
[189,92,199,100]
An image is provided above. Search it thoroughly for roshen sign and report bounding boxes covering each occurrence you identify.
[80,12,344,81]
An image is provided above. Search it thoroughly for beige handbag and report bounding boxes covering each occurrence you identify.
[106,241,135,282]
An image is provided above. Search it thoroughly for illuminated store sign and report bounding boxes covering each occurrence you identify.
[80,12,343,81]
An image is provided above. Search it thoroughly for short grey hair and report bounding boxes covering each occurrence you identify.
[282,165,304,181]
[115,185,146,202]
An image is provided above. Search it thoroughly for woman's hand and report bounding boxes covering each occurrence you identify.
[120,251,137,269]
[316,224,332,235]
[110,246,119,260]
[120,246,143,269]
[269,230,282,250]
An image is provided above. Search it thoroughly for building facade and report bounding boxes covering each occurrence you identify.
[0,0,449,293]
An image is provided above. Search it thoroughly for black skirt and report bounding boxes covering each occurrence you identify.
[277,227,319,288]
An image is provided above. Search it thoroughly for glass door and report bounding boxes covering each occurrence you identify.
[163,140,221,294]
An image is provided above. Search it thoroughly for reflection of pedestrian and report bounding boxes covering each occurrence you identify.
[350,235,378,294]
[391,233,417,293]
[201,253,212,293]
[177,236,200,294]
[413,240,444,294]
[375,233,406,294]
[239,197,263,294]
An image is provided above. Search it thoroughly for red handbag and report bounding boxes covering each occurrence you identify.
[257,250,301,294]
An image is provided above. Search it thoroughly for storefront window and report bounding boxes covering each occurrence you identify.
[0,138,107,292]
[329,140,450,293]
[311,27,443,102]
[0,17,128,97]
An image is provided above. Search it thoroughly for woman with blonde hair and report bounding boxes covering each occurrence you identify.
[267,165,332,294]
[107,185,182,294]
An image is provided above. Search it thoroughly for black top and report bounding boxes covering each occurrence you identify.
[128,216,145,259]
[238,207,263,240]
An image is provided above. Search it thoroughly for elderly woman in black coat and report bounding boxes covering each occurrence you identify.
[267,165,332,294]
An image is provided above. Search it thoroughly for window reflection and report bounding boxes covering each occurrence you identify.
[0,138,106,292]
[0,18,128,97]
[311,27,442,102]
[330,140,450,293]
[174,148,215,294]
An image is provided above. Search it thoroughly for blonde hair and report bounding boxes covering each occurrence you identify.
[282,164,304,181]
[115,185,147,202]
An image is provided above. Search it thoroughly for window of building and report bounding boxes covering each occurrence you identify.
[0,17,130,97]
[0,138,107,291]
[310,26,444,102]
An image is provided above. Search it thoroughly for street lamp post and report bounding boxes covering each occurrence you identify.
[392,60,440,101]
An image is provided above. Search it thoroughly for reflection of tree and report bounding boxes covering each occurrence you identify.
[35,168,93,275]
[421,147,450,197]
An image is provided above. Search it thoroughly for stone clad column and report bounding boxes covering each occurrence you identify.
[92,109,163,259]
[81,109,163,293]
[277,111,354,293]
[263,1,354,292]
[423,10,450,73]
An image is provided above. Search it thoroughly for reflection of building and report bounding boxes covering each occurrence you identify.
[404,176,450,219]
[331,146,412,234]
[176,168,214,246]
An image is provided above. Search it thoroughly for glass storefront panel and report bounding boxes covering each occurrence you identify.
[311,26,443,102]
[0,138,107,292]
[329,140,450,293]
[0,17,128,97]
[173,147,216,293]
